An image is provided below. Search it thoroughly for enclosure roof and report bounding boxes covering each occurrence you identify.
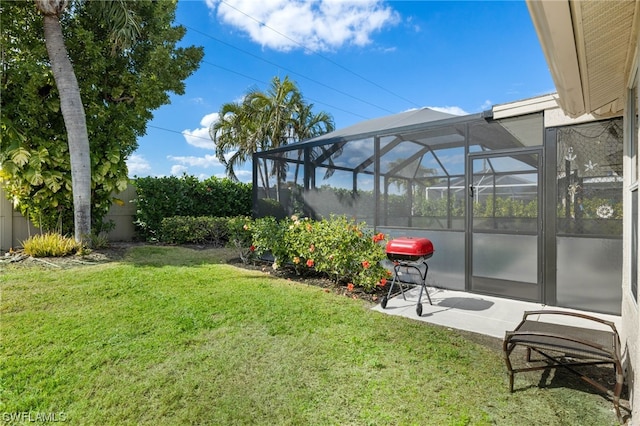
[275,107,477,153]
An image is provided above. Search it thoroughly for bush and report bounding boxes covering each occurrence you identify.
[159,216,229,245]
[22,233,82,257]
[225,216,254,263]
[250,215,389,292]
[256,198,287,220]
[133,175,251,241]
[251,216,289,267]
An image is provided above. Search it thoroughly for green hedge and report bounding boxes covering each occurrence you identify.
[159,216,229,245]
[133,175,251,241]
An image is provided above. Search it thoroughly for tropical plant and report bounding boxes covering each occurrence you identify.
[33,0,98,243]
[0,1,203,240]
[210,76,334,197]
[21,232,82,257]
[249,215,389,291]
[292,104,336,185]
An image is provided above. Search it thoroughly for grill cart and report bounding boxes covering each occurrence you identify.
[382,237,434,316]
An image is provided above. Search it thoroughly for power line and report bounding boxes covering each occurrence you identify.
[201,60,371,120]
[183,24,395,115]
[217,0,421,108]
[147,124,211,140]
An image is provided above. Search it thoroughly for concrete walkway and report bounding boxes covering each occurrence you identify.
[371,285,622,339]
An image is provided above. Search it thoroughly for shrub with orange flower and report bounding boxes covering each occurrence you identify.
[372,232,385,243]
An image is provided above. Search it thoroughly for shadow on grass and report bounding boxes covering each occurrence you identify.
[119,244,240,268]
[508,348,631,421]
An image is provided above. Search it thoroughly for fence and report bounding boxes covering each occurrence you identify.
[0,185,137,253]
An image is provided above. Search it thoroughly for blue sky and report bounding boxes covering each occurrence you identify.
[129,0,555,181]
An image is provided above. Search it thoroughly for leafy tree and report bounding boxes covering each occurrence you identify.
[210,76,334,197]
[0,0,203,238]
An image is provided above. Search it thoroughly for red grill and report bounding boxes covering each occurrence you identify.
[382,237,435,316]
[385,237,434,263]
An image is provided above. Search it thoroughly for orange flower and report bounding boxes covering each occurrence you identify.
[306,223,312,232]
[372,232,385,243]
[378,278,387,287]
[249,245,255,252]
[306,259,315,267]
[347,283,354,292]
[361,260,371,269]
[293,256,300,264]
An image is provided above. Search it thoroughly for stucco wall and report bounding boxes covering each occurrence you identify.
[0,184,137,252]
[621,42,640,422]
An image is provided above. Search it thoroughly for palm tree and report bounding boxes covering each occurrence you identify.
[34,0,139,243]
[211,101,256,182]
[210,75,334,199]
[248,76,301,199]
[292,103,335,185]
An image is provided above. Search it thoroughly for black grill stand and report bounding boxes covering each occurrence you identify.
[380,260,432,316]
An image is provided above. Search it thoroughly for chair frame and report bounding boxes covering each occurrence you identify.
[503,310,624,422]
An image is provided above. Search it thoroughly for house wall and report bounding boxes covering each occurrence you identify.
[622,39,640,422]
[0,184,137,252]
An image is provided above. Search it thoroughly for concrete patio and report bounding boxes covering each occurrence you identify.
[372,285,622,339]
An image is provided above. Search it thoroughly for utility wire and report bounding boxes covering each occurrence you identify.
[218,0,421,108]
[201,60,371,120]
[147,124,211,141]
[184,24,394,115]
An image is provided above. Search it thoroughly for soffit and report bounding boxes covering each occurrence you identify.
[527,0,639,118]
[572,0,637,116]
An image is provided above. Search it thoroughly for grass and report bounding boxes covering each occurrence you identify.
[0,246,619,425]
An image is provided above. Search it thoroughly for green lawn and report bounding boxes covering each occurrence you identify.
[0,246,619,425]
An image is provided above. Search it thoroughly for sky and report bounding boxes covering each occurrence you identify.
[129,0,555,182]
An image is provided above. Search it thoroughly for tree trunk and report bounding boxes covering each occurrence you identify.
[261,158,271,199]
[41,13,92,242]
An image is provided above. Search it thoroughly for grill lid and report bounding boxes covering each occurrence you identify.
[386,237,434,261]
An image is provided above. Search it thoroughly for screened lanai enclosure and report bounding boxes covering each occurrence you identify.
[253,100,624,315]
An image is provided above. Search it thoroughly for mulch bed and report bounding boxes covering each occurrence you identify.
[226,255,390,305]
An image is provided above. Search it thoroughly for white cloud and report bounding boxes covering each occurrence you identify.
[428,106,469,116]
[234,169,253,183]
[206,0,400,52]
[168,154,223,168]
[127,154,152,176]
[170,164,189,176]
[182,112,219,150]
[479,100,493,111]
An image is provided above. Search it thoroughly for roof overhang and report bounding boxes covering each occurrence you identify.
[526,0,639,118]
